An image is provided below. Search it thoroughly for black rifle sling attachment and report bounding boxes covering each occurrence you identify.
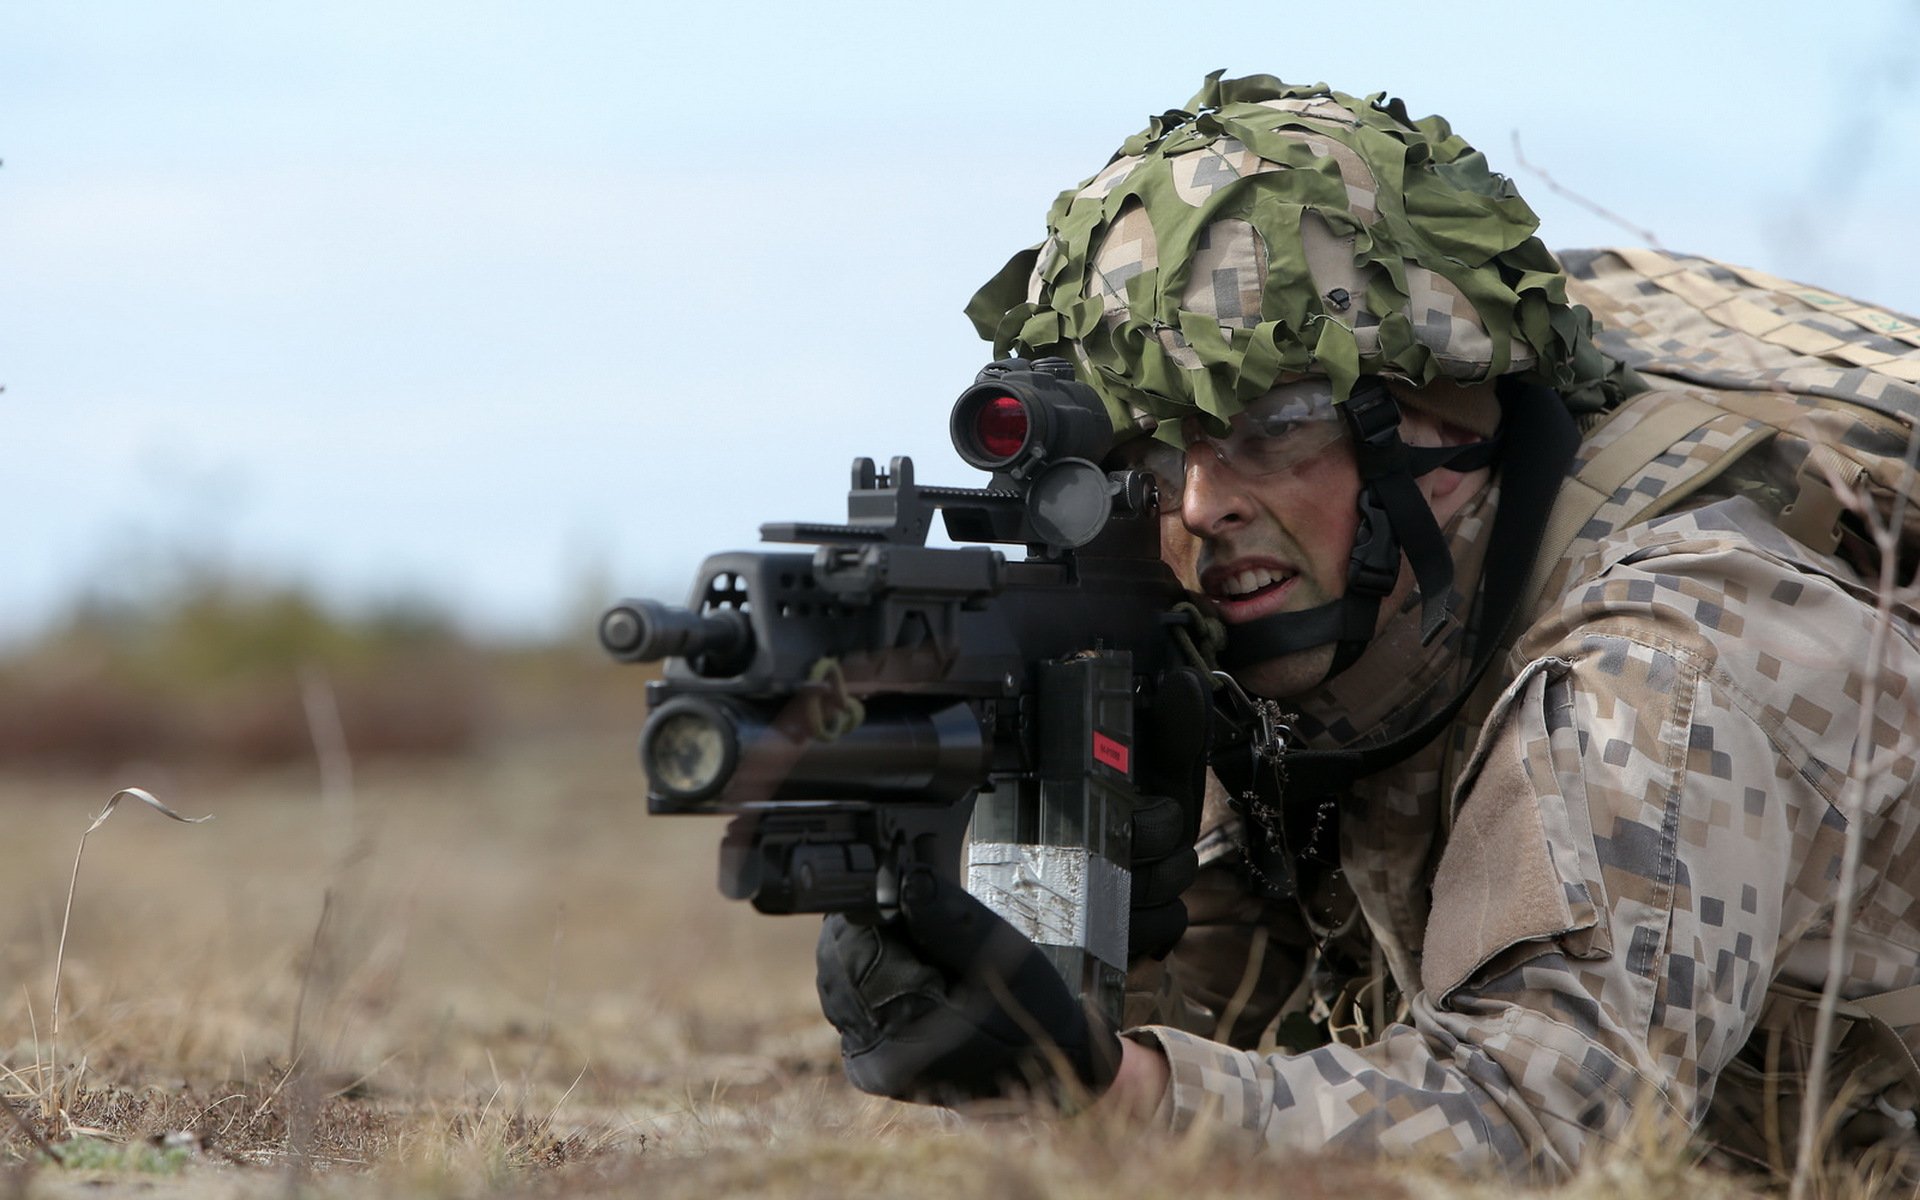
[1214,379,1581,877]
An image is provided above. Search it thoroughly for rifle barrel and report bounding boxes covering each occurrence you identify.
[600,599,752,668]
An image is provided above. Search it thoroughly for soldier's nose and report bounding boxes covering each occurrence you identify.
[1180,447,1251,537]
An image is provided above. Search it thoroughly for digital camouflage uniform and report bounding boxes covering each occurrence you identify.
[1126,256,1920,1181]
[967,75,1920,1180]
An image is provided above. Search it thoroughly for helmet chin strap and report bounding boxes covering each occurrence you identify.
[1216,379,1500,683]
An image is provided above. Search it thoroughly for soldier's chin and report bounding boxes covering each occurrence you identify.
[1230,643,1340,700]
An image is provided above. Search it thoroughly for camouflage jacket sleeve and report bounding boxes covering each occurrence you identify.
[1128,500,1920,1178]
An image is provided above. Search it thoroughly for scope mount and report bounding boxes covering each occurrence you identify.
[759,454,1149,557]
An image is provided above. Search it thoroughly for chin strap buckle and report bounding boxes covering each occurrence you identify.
[1346,489,1400,600]
[1344,380,1404,461]
[1340,379,1457,644]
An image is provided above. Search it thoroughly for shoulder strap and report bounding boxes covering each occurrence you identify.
[1758,979,1920,1107]
[1437,387,1780,816]
[1850,983,1920,1029]
[1518,393,1723,622]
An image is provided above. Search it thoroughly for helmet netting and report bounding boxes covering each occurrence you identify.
[964,72,1638,443]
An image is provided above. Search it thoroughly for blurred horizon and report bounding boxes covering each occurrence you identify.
[6,1,1918,646]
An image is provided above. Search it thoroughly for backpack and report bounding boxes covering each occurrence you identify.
[1445,246,1920,799]
[1544,246,1920,610]
[1424,247,1920,811]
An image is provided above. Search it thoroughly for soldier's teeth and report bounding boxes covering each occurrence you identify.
[1226,568,1281,596]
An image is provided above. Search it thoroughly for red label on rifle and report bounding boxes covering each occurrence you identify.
[1092,732,1130,774]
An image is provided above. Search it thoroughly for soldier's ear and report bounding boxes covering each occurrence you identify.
[1387,378,1503,445]
[1395,406,1481,450]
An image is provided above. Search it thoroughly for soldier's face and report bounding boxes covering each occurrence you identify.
[1134,389,1366,697]
[1173,427,1362,696]
[1146,384,1488,698]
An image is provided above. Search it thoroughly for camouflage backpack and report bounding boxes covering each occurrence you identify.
[1540,246,1920,611]
[1440,246,1920,807]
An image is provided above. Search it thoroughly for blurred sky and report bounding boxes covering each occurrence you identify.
[5,1,1918,644]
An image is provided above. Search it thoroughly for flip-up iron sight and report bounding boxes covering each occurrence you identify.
[599,358,1185,1021]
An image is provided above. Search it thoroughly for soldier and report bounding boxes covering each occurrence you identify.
[814,73,1920,1181]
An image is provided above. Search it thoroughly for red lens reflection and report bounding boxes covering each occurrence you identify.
[975,394,1029,459]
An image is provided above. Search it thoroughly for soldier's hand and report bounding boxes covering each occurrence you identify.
[1129,665,1212,961]
[815,867,1121,1107]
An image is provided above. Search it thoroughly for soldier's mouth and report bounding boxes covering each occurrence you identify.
[1201,561,1298,622]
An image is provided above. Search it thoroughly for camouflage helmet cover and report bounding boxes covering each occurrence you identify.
[965,72,1633,442]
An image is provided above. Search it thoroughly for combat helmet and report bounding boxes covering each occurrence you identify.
[967,72,1635,683]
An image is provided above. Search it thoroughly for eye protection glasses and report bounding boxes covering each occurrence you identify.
[1120,379,1351,508]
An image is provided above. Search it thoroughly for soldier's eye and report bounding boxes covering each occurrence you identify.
[1251,417,1306,440]
[1232,417,1347,475]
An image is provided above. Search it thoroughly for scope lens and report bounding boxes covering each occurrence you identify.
[974,394,1029,460]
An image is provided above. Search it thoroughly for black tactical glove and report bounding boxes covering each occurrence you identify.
[1127,665,1213,961]
[816,866,1122,1106]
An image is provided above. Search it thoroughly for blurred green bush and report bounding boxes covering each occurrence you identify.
[0,575,567,769]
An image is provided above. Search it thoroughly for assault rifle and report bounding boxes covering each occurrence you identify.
[600,358,1208,1023]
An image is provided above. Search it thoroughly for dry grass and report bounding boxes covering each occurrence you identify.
[0,738,839,1193]
[0,735,1860,1198]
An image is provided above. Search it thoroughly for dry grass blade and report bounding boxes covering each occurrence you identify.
[79,786,214,836]
[280,888,337,1182]
[300,664,355,833]
[288,890,335,1071]
[1213,926,1268,1045]
[46,787,214,1121]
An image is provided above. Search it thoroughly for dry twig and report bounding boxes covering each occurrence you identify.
[45,788,212,1120]
[1510,133,1664,248]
